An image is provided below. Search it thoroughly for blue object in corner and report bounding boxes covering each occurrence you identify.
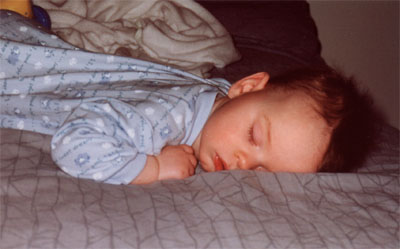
[32,5,51,30]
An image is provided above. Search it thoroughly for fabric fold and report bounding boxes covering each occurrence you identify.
[33,0,241,77]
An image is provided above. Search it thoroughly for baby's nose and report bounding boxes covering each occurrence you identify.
[235,151,251,170]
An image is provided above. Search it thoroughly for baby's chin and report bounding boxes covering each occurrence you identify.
[198,157,213,172]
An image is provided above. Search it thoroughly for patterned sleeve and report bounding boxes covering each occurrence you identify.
[51,99,152,185]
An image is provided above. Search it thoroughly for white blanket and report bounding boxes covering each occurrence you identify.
[33,0,241,77]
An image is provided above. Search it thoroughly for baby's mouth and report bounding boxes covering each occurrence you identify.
[213,154,227,171]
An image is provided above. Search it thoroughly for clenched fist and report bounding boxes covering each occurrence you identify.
[131,144,197,184]
[157,144,198,180]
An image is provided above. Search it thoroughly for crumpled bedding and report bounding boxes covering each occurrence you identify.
[1,126,399,248]
[32,0,241,77]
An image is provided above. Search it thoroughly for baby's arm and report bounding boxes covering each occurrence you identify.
[51,100,197,184]
[51,101,151,184]
[131,145,197,184]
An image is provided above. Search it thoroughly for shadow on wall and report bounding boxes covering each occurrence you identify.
[308,0,399,129]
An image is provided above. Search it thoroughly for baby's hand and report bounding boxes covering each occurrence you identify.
[156,144,198,181]
[130,144,197,184]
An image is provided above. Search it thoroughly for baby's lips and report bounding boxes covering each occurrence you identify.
[213,154,225,171]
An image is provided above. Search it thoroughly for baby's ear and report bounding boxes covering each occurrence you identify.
[228,72,269,98]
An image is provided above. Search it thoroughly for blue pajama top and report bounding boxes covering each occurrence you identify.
[0,11,231,184]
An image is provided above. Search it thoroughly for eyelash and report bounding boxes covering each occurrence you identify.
[248,125,255,145]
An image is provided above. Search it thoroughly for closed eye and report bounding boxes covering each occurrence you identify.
[248,125,256,146]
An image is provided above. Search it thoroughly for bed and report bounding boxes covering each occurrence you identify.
[1,1,399,248]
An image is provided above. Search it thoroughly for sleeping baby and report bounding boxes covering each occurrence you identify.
[0,11,378,184]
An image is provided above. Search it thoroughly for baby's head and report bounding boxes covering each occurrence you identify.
[192,67,379,173]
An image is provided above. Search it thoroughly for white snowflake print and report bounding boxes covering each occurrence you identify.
[102,142,112,149]
[93,172,103,180]
[62,136,71,145]
[96,118,105,127]
[42,115,50,123]
[127,129,136,139]
[145,107,155,115]
[64,105,71,111]
[103,104,112,113]
[19,26,28,32]
[44,75,52,84]
[17,120,24,130]
[34,61,43,70]
[69,58,77,66]
[107,56,114,63]
[174,114,183,124]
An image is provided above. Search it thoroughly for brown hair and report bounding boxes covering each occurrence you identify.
[268,67,382,172]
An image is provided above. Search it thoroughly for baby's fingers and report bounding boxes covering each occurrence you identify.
[188,164,195,176]
[189,154,197,167]
[181,144,194,154]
